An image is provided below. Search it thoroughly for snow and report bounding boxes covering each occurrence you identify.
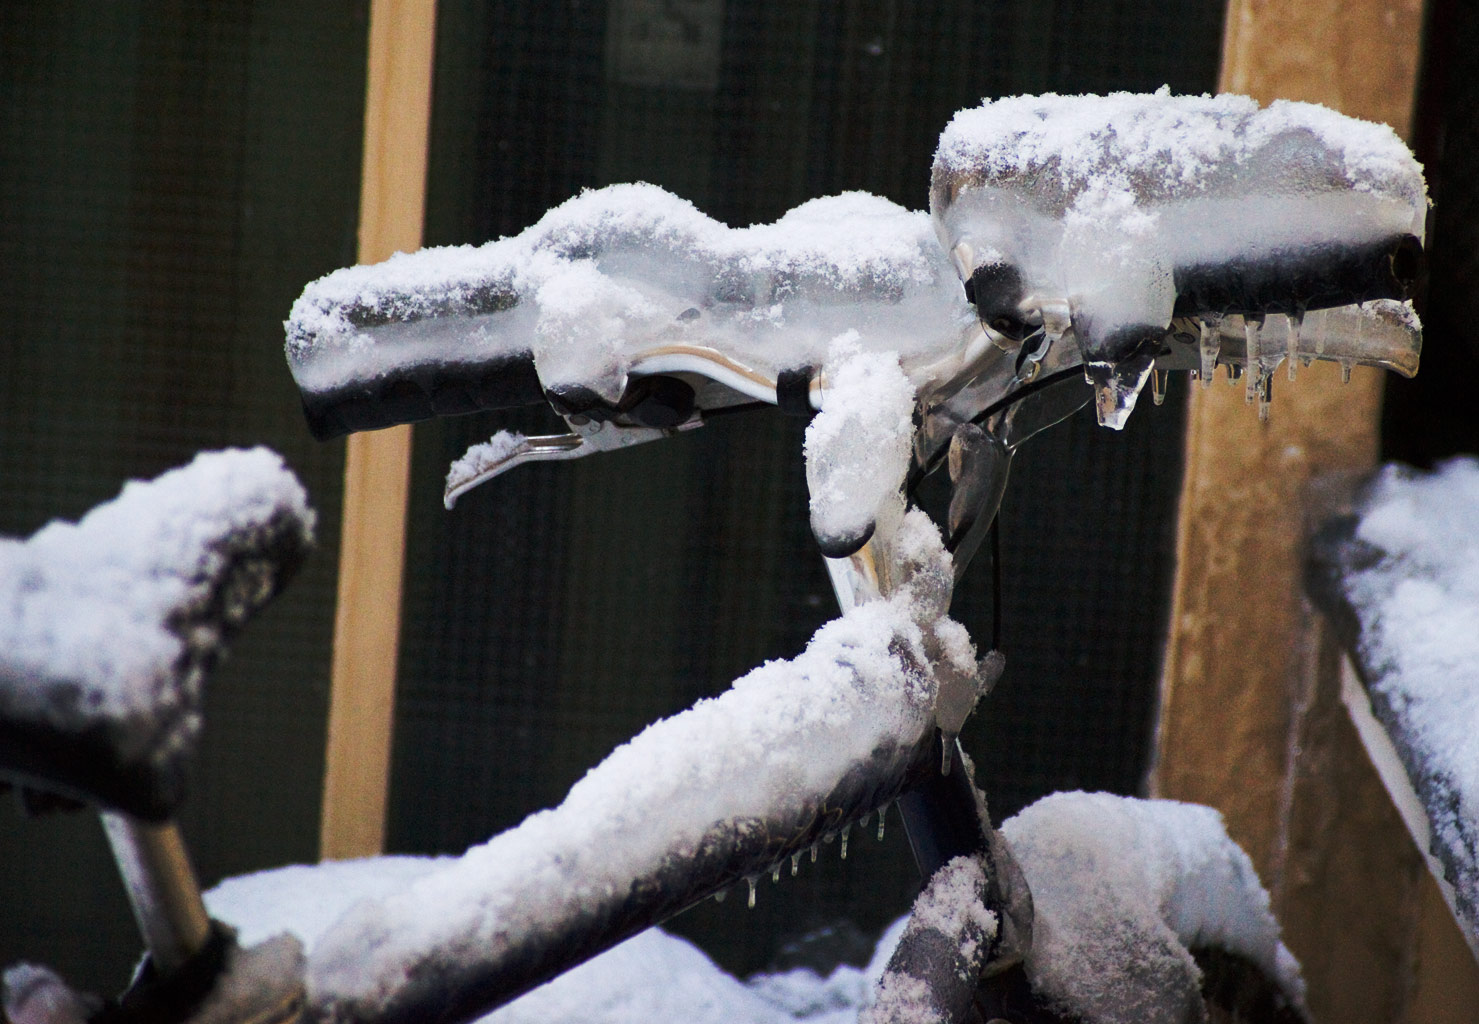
[444,430,531,506]
[803,333,918,554]
[2,965,96,1024]
[0,449,314,767]
[208,858,903,1024]
[1002,792,1303,1024]
[303,585,964,1019]
[285,184,973,404]
[935,91,1422,209]
[1322,458,1479,945]
[899,857,995,953]
[199,795,1293,1024]
[859,855,996,1024]
[932,90,1426,422]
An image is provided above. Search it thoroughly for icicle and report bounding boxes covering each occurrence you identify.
[791,851,800,877]
[771,864,781,884]
[1257,372,1272,422]
[841,824,851,860]
[860,811,872,831]
[877,805,888,842]
[1244,318,1262,405]
[1198,317,1220,388]
[1314,309,1328,357]
[747,877,757,909]
[714,889,727,904]
[1286,312,1303,381]
[810,842,819,864]
[1151,369,1168,406]
[940,739,954,775]
[1340,360,1353,384]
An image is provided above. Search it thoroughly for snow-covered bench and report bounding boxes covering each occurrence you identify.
[1306,458,1479,962]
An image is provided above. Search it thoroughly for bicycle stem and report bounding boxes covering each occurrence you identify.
[822,538,995,879]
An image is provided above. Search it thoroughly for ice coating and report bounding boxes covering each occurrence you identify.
[0,449,315,765]
[804,333,918,555]
[1320,459,1479,945]
[1002,792,1303,1024]
[935,91,1423,213]
[286,184,975,402]
[933,90,1426,422]
[305,590,963,1017]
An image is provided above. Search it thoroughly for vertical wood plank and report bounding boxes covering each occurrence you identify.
[318,0,437,862]
[1157,0,1423,869]
[1150,1,1479,1019]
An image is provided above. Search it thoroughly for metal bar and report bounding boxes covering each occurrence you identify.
[99,813,212,974]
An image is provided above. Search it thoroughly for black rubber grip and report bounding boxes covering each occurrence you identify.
[301,353,549,441]
[1173,233,1422,318]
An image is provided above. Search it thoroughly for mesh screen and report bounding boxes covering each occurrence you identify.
[391,0,1219,977]
[0,2,365,990]
[1382,0,1479,464]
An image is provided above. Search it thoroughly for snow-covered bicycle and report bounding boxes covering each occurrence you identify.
[0,91,1425,1024]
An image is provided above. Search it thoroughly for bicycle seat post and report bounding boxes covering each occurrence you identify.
[99,812,212,974]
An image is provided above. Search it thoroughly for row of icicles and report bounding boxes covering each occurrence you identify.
[716,803,894,910]
[1141,313,1361,422]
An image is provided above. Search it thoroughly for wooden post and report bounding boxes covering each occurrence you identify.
[318,0,437,861]
[1152,1,1479,1019]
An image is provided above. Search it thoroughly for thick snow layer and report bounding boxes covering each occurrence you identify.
[1002,792,1302,1024]
[804,333,918,552]
[203,794,1291,1024]
[0,449,314,761]
[305,590,959,1016]
[1331,458,1479,942]
[936,90,1423,213]
[208,857,904,1024]
[932,89,1426,395]
[286,184,974,402]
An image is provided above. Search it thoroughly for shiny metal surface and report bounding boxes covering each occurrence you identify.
[100,813,212,974]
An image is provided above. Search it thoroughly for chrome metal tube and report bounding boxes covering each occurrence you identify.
[99,812,212,973]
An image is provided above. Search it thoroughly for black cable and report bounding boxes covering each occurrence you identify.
[906,366,1085,496]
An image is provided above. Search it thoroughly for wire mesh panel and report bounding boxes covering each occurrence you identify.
[0,1,365,990]
[391,0,1223,978]
[1382,0,1479,464]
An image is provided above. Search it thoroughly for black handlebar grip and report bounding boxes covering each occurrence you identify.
[1172,232,1422,318]
[299,353,549,441]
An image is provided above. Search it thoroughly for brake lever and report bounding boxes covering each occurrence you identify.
[444,415,705,508]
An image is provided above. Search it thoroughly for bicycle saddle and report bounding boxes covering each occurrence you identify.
[0,449,315,822]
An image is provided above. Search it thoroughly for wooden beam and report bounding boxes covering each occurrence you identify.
[1157,0,1425,862]
[318,0,437,862]
[1150,2,1479,1020]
